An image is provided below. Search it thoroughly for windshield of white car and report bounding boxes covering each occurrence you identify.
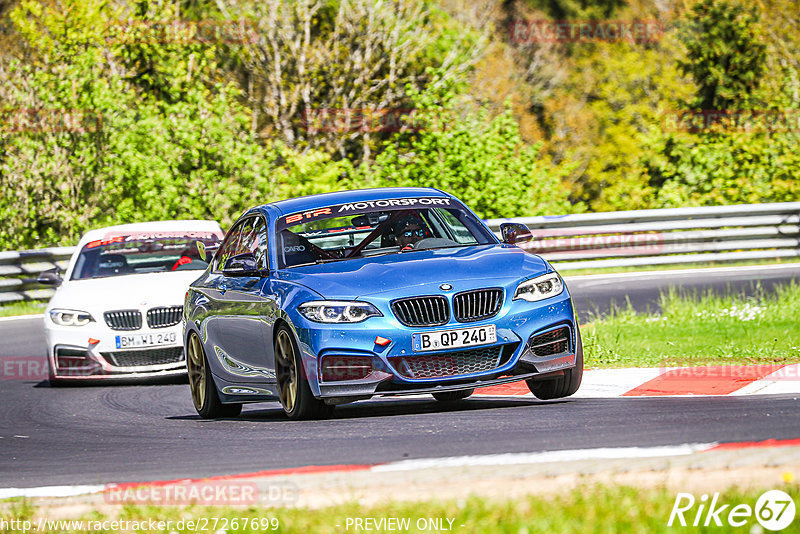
[70,233,222,280]
[277,205,495,269]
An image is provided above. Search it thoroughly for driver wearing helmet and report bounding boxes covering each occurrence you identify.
[394,214,430,250]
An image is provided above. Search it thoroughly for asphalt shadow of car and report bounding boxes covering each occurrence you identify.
[166,397,572,422]
[33,375,188,388]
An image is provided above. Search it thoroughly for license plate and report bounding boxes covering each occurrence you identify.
[115,332,177,349]
[412,324,496,352]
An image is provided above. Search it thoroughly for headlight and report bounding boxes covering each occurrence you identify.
[513,273,564,302]
[298,301,382,323]
[49,309,94,326]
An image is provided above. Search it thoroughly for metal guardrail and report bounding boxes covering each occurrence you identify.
[1,202,799,304]
[486,202,800,270]
[0,247,73,304]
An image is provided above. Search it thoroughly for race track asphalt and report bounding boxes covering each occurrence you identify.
[1,264,799,488]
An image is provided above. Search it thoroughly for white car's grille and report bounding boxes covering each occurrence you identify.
[102,347,184,367]
[104,310,142,331]
[146,306,182,329]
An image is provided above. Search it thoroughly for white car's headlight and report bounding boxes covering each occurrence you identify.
[49,309,95,326]
[298,301,382,323]
[513,273,564,302]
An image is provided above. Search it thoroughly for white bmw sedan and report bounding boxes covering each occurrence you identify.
[41,220,223,384]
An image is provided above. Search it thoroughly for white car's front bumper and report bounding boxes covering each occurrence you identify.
[45,316,186,380]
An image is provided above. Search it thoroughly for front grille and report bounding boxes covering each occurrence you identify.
[453,288,503,322]
[391,296,449,327]
[146,306,182,329]
[101,347,184,368]
[104,310,142,331]
[529,326,571,357]
[391,345,503,379]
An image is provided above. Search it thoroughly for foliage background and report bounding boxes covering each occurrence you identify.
[0,0,797,249]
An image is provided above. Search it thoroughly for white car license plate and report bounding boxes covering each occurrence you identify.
[115,332,177,349]
[412,324,496,352]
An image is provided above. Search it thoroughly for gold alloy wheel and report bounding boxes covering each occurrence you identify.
[275,329,298,414]
[186,333,206,412]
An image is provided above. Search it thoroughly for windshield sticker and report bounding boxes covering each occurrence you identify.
[280,198,452,228]
[86,231,223,249]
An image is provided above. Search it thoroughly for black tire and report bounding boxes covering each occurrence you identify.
[432,389,474,402]
[275,325,333,420]
[527,326,584,400]
[187,332,242,419]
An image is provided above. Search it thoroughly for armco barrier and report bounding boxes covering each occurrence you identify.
[486,202,800,271]
[0,247,73,304]
[1,202,799,304]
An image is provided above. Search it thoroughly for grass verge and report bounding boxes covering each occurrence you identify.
[583,281,800,368]
[2,483,798,533]
[0,301,46,318]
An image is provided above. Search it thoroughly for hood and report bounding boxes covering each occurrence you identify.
[276,244,549,299]
[48,270,204,313]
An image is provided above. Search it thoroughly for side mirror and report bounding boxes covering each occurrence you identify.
[500,223,533,245]
[196,241,219,263]
[222,253,259,276]
[37,267,63,287]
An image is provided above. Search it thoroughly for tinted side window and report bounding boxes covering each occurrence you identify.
[236,218,256,256]
[250,217,268,270]
[214,221,245,272]
[236,216,269,270]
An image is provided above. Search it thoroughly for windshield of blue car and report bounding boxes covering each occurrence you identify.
[277,204,496,269]
[70,232,222,280]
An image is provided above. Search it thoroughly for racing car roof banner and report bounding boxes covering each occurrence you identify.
[277,197,455,229]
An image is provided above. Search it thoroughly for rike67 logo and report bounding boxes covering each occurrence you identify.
[669,490,796,531]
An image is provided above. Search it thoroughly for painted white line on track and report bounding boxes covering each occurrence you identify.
[0,314,43,322]
[564,263,800,282]
[0,485,104,499]
[370,443,717,472]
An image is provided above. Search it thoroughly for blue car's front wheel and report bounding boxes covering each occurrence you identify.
[187,331,242,419]
[275,325,333,420]
[527,327,584,400]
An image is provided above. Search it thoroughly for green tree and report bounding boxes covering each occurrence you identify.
[640,0,800,208]
[678,0,767,111]
[363,83,580,219]
[0,0,275,248]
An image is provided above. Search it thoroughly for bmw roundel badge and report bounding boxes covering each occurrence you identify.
[440,284,453,291]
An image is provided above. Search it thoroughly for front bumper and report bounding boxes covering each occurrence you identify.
[293,291,579,399]
[319,353,576,402]
[45,322,186,380]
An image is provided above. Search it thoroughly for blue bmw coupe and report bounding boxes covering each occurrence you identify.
[184,187,582,419]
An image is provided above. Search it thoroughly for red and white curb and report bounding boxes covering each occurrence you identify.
[4,438,800,500]
[474,363,800,398]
